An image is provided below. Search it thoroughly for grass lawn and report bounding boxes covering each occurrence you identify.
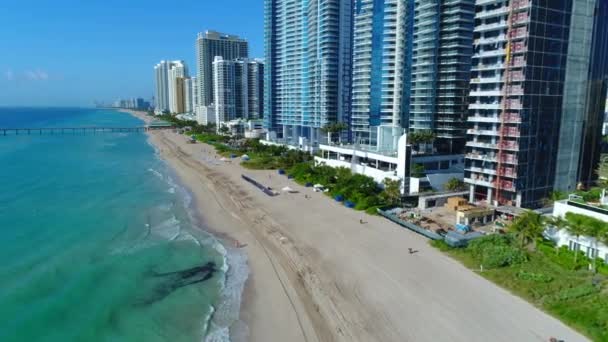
[432,239,608,341]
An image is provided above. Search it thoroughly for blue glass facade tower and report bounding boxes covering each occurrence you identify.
[350,0,474,153]
[409,0,475,154]
[351,0,414,147]
[264,0,353,148]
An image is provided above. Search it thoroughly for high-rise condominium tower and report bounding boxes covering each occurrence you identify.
[350,0,474,153]
[409,0,475,154]
[196,31,249,107]
[213,57,237,123]
[465,0,608,208]
[351,0,412,148]
[212,57,265,124]
[183,78,193,113]
[191,76,199,110]
[247,59,264,120]
[168,61,188,114]
[154,61,171,113]
[264,0,353,147]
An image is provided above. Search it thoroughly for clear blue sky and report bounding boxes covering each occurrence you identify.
[0,0,264,107]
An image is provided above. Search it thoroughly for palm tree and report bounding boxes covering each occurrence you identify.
[321,122,348,145]
[564,212,589,268]
[586,218,604,273]
[444,177,465,191]
[510,210,545,250]
[599,229,608,258]
[546,215,567,254]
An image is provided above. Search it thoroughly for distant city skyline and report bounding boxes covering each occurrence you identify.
[0,0,264,107]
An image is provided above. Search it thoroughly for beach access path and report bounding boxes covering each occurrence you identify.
[140,122,586,341]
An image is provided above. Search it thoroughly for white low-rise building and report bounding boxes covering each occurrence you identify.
[546,198,608,263]
[196,105,216,126]
[314,129,464,195]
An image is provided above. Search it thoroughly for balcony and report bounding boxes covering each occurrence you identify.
[470,89,503,97]
[475,35,507,45]
[466,141,498,149]
[497,180,516,192]
[474,21,507,33]
[475,7,509,20]
[469,103,501,110]
[512,0,531,10]
[503,114,522,123]
[472,63,505,71]
[468,128,500,136]
[464,177,494,188]
[467,166,497,175]
[505,85,524,95]
[503,128,521,138]
[470,76,503,84]
[503,99,522,110]
[497,167,517,178]
[498,141,519,151]
[466,152,497,162]
[499,154,518,164]
[468,115,500,123]
[474,49,506,58]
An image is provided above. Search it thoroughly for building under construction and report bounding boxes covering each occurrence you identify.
[464,0,608,208]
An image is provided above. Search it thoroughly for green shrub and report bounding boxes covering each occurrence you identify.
[480,245,528,269]
[466,235,526,269]
[355,196,381,210]
[541,245,589,270]
[516,270,553,283]
[467,234,512,258]
[553,285,599,302]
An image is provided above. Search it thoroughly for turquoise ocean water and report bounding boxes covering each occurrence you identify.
[0,108,246,341]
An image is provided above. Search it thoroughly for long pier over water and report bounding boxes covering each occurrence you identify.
[0,126,173,136]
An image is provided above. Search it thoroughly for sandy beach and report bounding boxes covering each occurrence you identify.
[125,110,587,342]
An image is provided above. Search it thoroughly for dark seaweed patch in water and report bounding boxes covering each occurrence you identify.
[136,262,217,306]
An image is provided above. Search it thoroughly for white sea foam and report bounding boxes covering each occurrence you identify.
[147,168,164,180]
[151,216,181,241]
[175,232,201,247]
[147,142,249,342]
[204,246,249,342]
[204,326,230,342]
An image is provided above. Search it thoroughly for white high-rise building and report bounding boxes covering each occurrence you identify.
[191,76,199,109]
[184,77,193,113]
[154,61,171,113]
[168,61,188,114]
[196,105,216,126]
[212,57,264,125]
[213,56,236,124]
[195,31,249,107]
